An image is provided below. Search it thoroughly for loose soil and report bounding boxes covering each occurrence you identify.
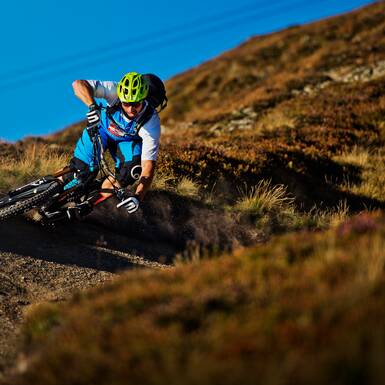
[0,212,176,379]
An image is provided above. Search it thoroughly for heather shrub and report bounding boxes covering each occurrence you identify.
[12,213,385,385]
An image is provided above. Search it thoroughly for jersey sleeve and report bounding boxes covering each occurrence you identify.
[138,113,161,161]
[86,80,119,106]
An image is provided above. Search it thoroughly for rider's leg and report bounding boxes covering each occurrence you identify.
[62,128,105,188]
[63,129,107,219]
[68,158,98,185]
[73,128,107,174]
[92,140,142,206]
[115,141,142,188]
[97,177,121,204]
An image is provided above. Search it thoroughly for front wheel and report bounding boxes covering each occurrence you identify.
[0,181,62,221]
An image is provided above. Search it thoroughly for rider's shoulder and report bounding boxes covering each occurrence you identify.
[140,111,160,139]
[87,80,119,105]
[142,104,160,127]
[148,109,160,125]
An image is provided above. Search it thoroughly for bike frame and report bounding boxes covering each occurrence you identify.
[40,132,120,222]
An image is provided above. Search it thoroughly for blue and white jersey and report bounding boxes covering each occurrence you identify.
[87,80,161,161]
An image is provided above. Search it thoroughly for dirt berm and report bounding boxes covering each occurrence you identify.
[0,206,173,376]
[0,191,254,377]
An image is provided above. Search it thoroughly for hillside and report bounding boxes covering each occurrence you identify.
[162,0,385,123]
[155,1,385,211]
[9,212,385,385]
[1,1,385,384]
[45,1,385,213]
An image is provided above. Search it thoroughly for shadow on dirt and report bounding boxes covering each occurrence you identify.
[0,191,256,273]
[1,163,379,274]
[88,190,256,255]
[0,217,170,273]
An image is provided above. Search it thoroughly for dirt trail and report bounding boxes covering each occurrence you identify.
[0,192,252,378]
[0,213,175,378]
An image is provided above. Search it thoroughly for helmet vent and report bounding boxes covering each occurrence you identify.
[117,72,149,103]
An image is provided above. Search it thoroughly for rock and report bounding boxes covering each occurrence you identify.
[209,124,222,132]
[328,60,385,83]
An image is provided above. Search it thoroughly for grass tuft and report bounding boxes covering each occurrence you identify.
[175,176,200,198]
[334,147,385,201]
[333,145,370,167]
[151,172,174,190]
[235,179,295,215]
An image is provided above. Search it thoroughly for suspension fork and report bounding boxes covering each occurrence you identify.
[89,134,120,206]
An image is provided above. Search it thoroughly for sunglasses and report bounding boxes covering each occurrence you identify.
[121,101,143,108]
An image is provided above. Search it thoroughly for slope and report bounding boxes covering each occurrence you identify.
[1,1,385,383]
[8,212,385,385]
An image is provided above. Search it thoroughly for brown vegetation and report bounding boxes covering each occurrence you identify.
[162,1,385,123]
[9,212,385,385]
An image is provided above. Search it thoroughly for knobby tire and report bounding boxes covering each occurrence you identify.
[0,182,61,221]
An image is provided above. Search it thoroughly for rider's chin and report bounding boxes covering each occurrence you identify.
[122,109,136,120]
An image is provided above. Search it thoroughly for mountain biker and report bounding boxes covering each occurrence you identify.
[68,72,161,216]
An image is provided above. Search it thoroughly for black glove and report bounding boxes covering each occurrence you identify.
[86,103,101,139]
[116,189,140,214]
[86,103,101,126]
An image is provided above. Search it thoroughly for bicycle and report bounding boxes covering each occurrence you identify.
[0,132,129,224]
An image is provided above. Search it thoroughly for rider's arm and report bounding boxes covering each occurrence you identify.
[72,80,95,107]
[135,160,156,201]
[135,113,161,201]
[72,80,119,106]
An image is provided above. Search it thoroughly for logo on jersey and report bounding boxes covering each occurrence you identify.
[107,122,126,138]
[131,165,142,180]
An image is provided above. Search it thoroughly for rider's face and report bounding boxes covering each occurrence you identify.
[121,101,144,119]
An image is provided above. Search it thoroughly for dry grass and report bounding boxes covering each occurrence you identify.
[256,108,296,133]
[289,200,350,231]
[152,173,200,200]
[334,147,385,201]
[328,200,350,227]
[235,180,295,219]
[175,176,199,198]
[233,180,303,234]
[0,143,69,191]
[152,171,174,190]
[333,145,370,167]
[234,180,350,234]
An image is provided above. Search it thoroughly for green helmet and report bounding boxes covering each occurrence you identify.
[117,72,149,103]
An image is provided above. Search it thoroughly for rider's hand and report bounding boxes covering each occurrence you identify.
[86,124,99,139]
[86,103,101,126]
[117,196,140,214]
[86,103,101,139]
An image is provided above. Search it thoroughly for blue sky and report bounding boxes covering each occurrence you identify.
[0,0,376,141]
